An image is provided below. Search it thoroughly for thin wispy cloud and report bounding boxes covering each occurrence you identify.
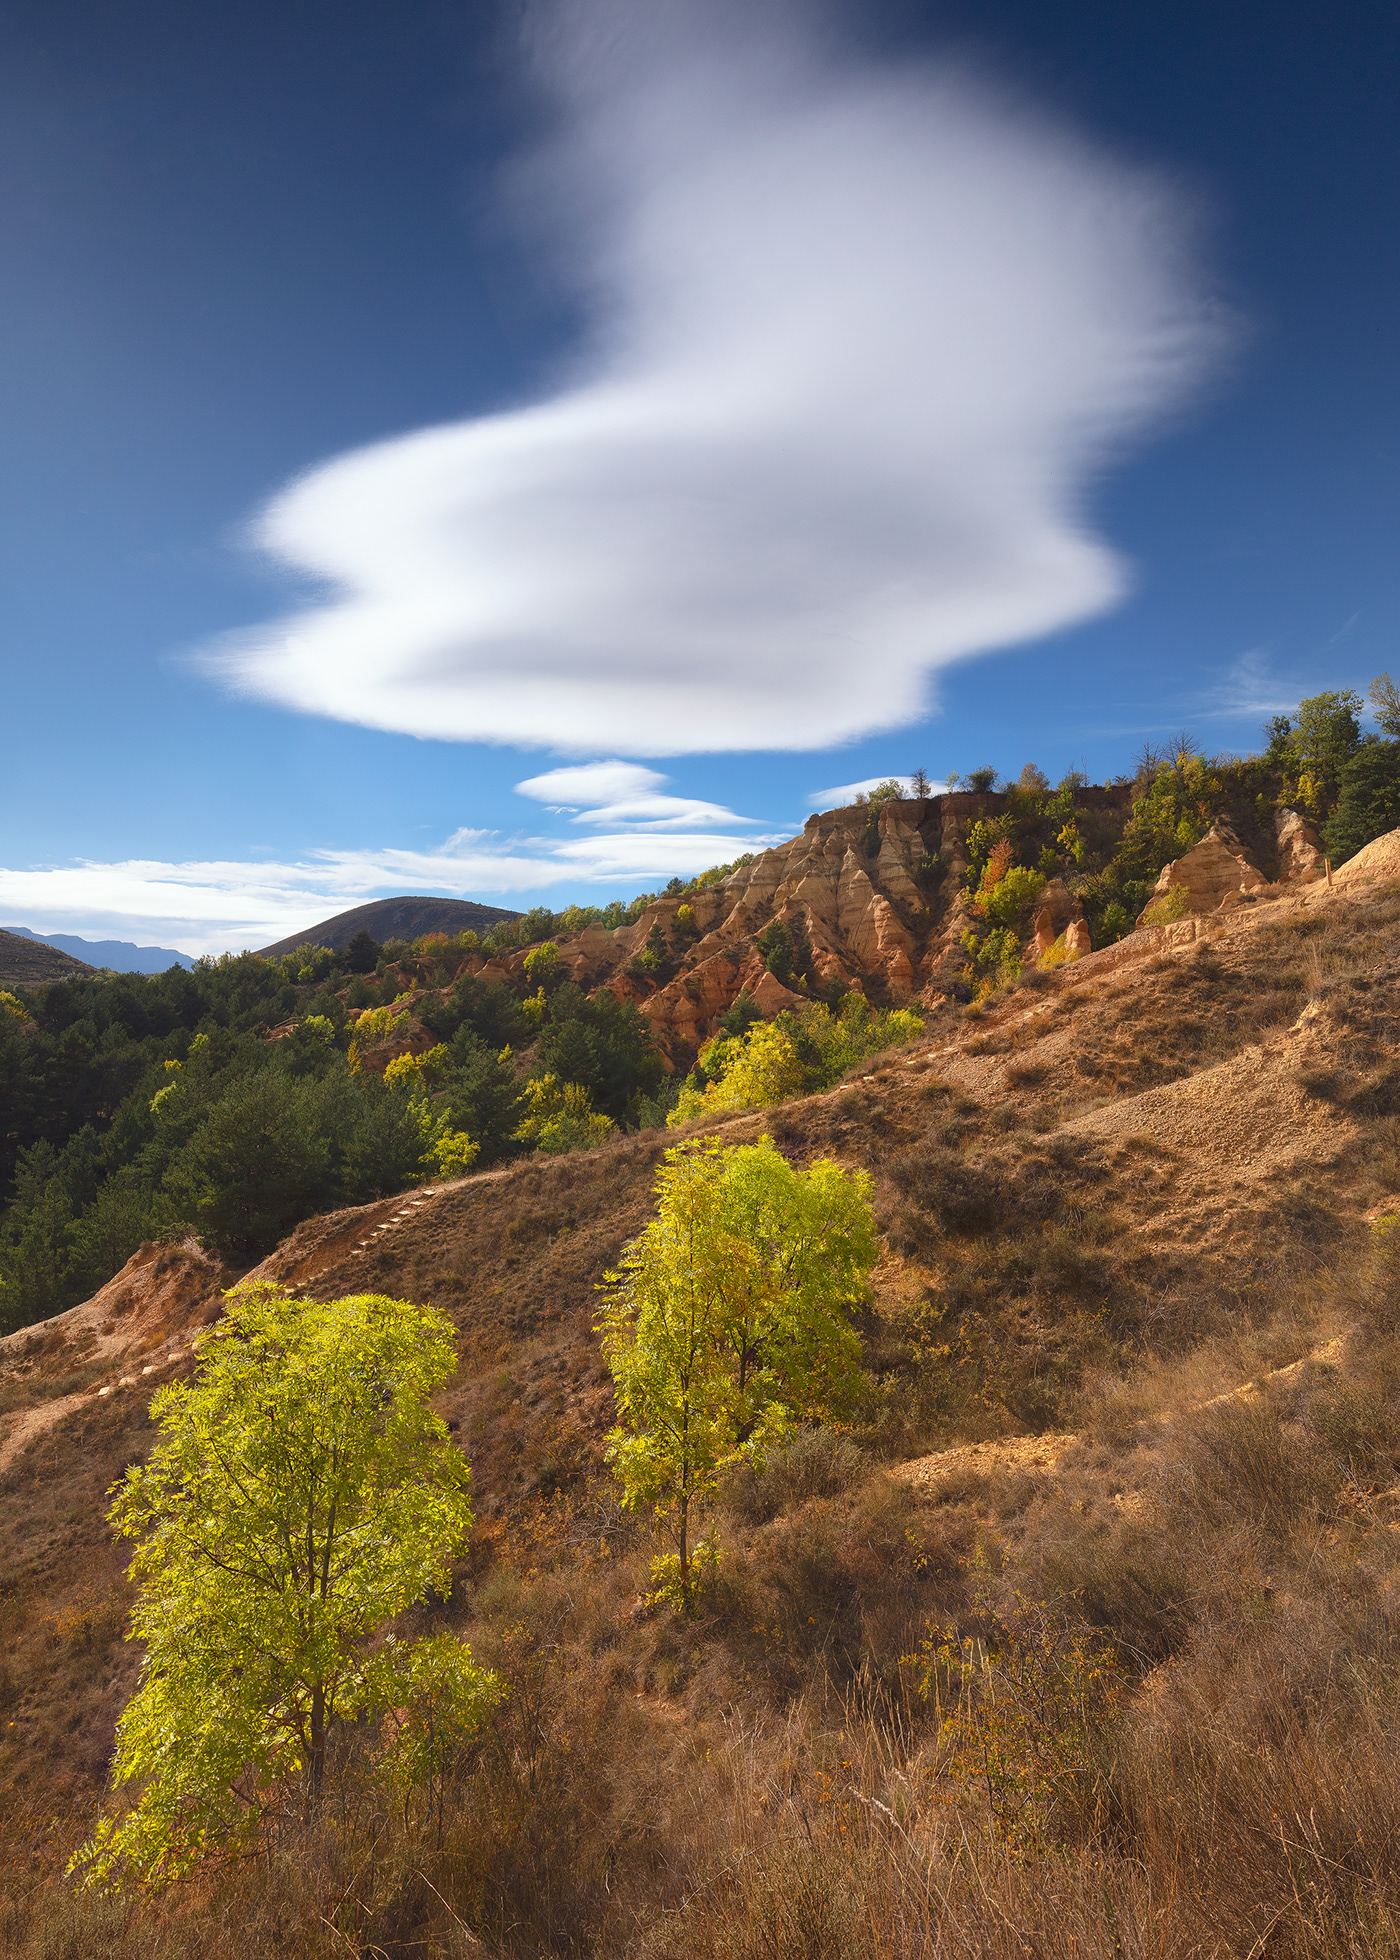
[1189,650,1375,730]
[807,774,950,807]
[0,766,785,954]
[205,0,1226,757]
[513,760,759,830]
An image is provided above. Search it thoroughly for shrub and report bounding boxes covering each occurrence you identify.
[1139,885,1192,928]
[670,998,923,1125]
[523,941,561,988]
[513,1075,614,1154]
[912,1567,1123,1851]
[71,1284,500,1889]
[597,1137,874,1607]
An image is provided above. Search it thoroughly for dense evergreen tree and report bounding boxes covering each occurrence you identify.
[1324,739,1400,864]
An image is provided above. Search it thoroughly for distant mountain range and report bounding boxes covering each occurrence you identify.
[2,925,195,974]
[256,895,521,959]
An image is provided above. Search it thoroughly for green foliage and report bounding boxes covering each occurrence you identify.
[671,1021,805,1124]
[515,906,558,947]
[1139,885,1192,928]
[522,940,560,988]
[1290,688,1363,779]
[512,1073,615,1153]
[912,1562,1122,1851]
[961,925,1024,996]
[72,1284,500,1888]
[670,995,923,1125]
[344,929,380,974]
[759,917,813,986]
[535,982,663,1122]
[628,920,673,982]
[718,989,763,1039]
[427,1127,480,1178]
[1324,739,1400,863]
[439,1029,527,1166]
[417,971,525,1049]
[977,863,1045,929]
[380,1050,481,1177]
[0,1007,472,1327]
[383,1044,450,1094]
[689,853,754,890]
[1369,672,1400,740]
[347,998,412,1070]
[166,1070,334,1255]
[596,1137,875,1605]
[854,777,905,808]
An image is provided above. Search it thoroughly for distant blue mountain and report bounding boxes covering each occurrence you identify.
[3,926,196,974]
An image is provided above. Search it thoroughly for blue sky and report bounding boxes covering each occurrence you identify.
[1,0,1395,955]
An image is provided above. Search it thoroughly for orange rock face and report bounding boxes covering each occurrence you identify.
[530,799,958,1055]
[421,792,1159,1061]
[1026,877,1087,961]
[1138,823,1269,924]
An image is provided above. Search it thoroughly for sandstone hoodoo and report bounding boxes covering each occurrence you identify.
[1138,820,1270,922]
[1274,805,1326,882]
[465,788,1135,1057]
[1026,876,1089,962]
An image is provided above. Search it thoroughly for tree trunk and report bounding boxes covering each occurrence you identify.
[678,1490,689,1611]
[309,1681,325,1810]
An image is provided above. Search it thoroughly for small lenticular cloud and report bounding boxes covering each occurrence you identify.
[208,0,1228,756]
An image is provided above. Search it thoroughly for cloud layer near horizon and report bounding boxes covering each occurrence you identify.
[0,761,781,954]
[208,0,1224,755]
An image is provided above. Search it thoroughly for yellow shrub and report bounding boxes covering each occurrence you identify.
[1140,886,1191,929]
[514,1074,614,1154]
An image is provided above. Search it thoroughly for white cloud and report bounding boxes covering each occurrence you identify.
[205,0,1225,756]
[808,773,950,808]
[514,758,759,828]
[0,766,784,953]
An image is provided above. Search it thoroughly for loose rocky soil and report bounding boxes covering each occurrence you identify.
[4,862,1400,1832]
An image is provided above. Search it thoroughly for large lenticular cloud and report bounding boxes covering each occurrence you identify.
[209,0,1225,755]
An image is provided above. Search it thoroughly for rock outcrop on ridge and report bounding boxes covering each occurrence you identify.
[379,792,1338,1070]
[451,793,1053,1059]
[451,797,966,1057]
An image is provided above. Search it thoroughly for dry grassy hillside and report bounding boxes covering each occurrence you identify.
[6,856,1400,1956]
[0,927,96,989]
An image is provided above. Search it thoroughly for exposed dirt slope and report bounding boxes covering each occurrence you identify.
[3,861,1399,1832]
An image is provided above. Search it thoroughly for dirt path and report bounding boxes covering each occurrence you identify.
[891,1335,1347,1496]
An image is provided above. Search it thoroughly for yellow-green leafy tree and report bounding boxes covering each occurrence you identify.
[73,1284,500,1889]
[513,1073,614,1153]
[597,1138,876,1608]
[669,996,922,1125]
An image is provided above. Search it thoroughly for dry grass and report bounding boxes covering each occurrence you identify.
[10,884,1400,1952]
